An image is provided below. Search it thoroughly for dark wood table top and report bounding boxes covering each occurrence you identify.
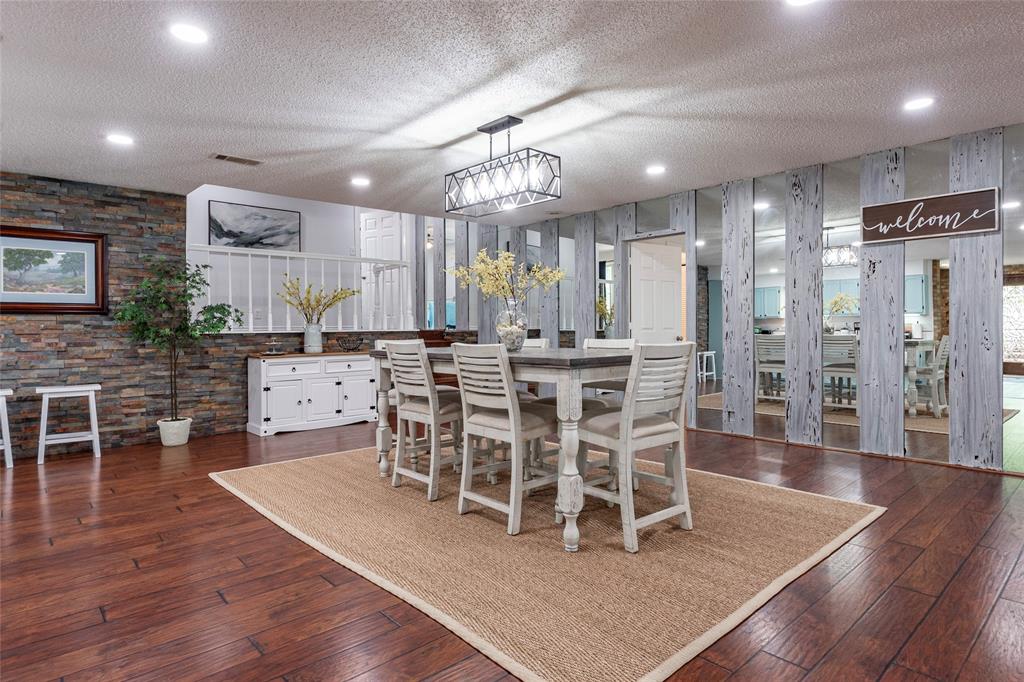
[370,346,634,369]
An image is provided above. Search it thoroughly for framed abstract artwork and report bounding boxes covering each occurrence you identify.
[208,200,301,251]
[0,226,108,314]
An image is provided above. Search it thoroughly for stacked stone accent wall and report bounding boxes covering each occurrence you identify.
[696,265,710,353]
[0,173,420,460]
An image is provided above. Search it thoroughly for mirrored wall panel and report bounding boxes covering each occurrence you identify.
[596,209,616,336]
[558,217,576,336]
[1004,123,1024,473]
[695,185,724,430]
[753,173,786,439]
[822,157,861,450]
[903,138,950,463]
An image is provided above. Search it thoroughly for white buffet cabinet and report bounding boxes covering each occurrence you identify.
[247,352,377,436]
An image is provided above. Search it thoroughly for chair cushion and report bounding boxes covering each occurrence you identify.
[467,404,557,433]
[579,408,679,441]
[398,391,462,418]
[517,390,539,402]
[533,396,614,410]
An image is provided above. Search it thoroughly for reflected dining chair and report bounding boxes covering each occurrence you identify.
[386,340,463,501]
[915,335,950,418]
[451,343,560,535]
[577,342,696,553]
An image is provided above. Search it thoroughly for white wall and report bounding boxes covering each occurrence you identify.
[186,184,359,256]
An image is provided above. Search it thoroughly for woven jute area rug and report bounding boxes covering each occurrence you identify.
[211,447,883,682]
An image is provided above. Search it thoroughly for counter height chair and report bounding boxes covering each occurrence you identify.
[915,335,950,418]
[533,337,636,412]
[451,343,560,535]
[577,342,696,553]
[36,384,102,464]
[516,337,550,401]
[1,389,12,468]
[386,340,463,501]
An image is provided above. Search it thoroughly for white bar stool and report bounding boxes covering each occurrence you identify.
[1,389,13,468]
[36,384,102,464]
[697,351,717,382]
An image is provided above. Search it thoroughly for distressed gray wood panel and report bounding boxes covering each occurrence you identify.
[672,191,698,427]
[721,179,755,436]
[859,149,906,456]
[538,220,560,349]
[431,219,446,329]
[784,165,824,446]
[477,223,499,344]
[612,203,636,339]
[574,212,597,349]
[413,215,426,329]
[453,220,470,330]
[506,225,526,265]
[949,128,1003,469]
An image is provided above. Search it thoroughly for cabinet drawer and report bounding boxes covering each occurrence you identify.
[267,360,322,377]
[325,358,371,373]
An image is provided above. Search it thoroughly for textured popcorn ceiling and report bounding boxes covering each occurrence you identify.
[2,1,1023,226]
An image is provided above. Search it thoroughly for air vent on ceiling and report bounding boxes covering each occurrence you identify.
[210,153,263,166]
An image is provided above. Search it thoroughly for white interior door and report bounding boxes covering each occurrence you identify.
[360,212,401,329]
[630,239,683,344]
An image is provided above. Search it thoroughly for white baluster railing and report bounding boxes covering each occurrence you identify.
[187,244,414,333]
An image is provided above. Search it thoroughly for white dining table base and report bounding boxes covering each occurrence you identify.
[373,351,630,552]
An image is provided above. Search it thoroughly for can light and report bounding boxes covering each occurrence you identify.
[351,177,371,187]
[170,23,209,44]
[105,133,134,146]
[903,96,935,111]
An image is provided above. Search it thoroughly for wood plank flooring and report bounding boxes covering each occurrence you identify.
[2,424,1023,681]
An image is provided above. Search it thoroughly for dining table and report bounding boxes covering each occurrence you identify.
[370,346,635,552]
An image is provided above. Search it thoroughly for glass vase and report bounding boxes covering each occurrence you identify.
[495,300,527,351]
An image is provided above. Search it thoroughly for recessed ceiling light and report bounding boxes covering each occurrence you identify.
[170,23,208,44]
[1003,200,1021,210]
[1019,223,1024,231]
[753,201,771,210]
[769,267,779,274]
[351,176,370,187]
[694,240,706,247]
[646,165,666,176]
[903,96,935,111]
[785,0,819,5]
[105,133,134,146]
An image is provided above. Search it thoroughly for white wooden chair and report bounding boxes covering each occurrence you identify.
[36,384,102,464]
[533,337,636,411]
[915,335,950,418]
[451,343,560,535]
[1,389,13,468]
[697,350,717,382]
[516,337,550,400]
[577,342,696,553]
[754,335,786,402]
[386,340,463,501]
[823,336,859,410]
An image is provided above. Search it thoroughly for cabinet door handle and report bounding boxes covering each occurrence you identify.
[344,395,349,400]
[347,363,352,369]
[296,400,302,405]
[307,398,313,404]
[291,367,297,372]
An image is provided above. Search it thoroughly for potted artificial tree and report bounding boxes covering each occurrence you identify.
[115,258,242,446]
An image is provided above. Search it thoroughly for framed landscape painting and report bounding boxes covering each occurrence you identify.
[208,200,301,251]
[0,226,108,313]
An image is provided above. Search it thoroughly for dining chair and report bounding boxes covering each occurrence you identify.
[915,335,950,418]
[451,343,560,535]
[533,337,636,411]
[577,342,696,553]
[516,337,550,401]
[385,340,464,501]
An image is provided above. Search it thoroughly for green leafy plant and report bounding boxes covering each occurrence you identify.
[115,258,242,421]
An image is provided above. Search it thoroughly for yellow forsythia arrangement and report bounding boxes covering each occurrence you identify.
[448,250,564,314]
[277,276,358,325]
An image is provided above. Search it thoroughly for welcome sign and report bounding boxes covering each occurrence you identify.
[861,187,999,244]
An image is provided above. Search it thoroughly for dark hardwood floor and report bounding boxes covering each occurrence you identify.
[2,424,1023,681]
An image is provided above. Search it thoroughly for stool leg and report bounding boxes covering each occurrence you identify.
[0,397,12,468]
[37,394,50,465]
[88,391,101,458]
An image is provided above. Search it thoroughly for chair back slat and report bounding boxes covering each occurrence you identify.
[622,343,695,426]
[522,338,550,349]
[584,338,636,351]
[933,335,950,372]
[451,344,522,428]
[385,340,437,406]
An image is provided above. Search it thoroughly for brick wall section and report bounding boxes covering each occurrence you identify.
[0,172,418,460]
[931,260,950,342]
[696,265,709,353]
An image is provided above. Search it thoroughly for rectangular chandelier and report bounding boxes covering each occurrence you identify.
[445,147,561,217]
[822,244,859,267]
